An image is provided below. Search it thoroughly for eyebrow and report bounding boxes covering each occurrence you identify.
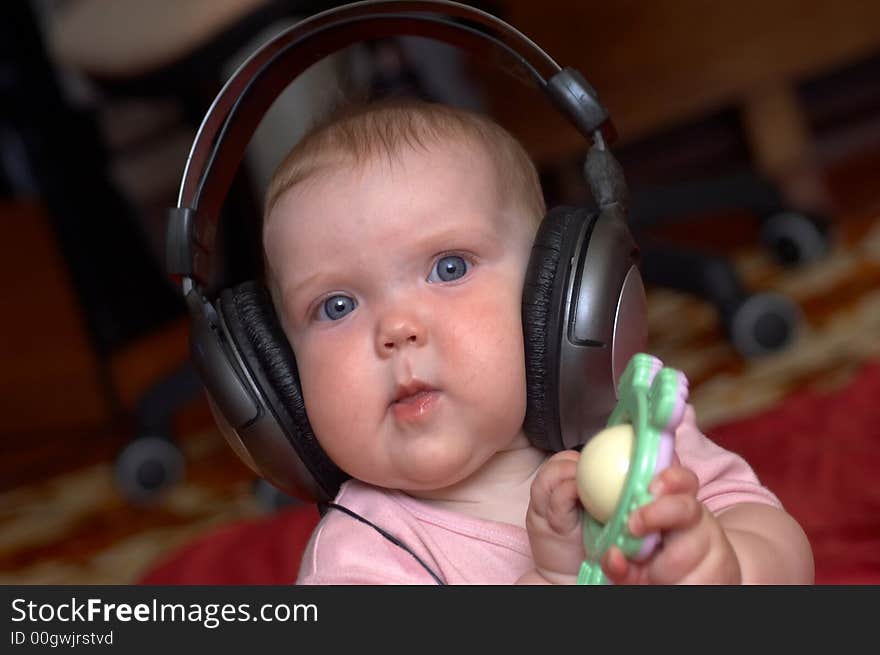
[286,271,332,305]
[412,222,501,253]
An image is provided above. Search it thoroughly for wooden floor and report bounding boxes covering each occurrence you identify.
[0,142,878,584]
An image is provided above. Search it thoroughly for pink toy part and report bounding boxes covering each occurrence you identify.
[633,369,689,561]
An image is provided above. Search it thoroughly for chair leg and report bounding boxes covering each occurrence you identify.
[114,364,203,504]
[639,240,801,358]
[759,208,831,266]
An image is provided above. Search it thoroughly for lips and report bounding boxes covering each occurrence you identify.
[392,380,436,405]
[390,381,441,422]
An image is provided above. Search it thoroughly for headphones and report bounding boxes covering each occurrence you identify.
[167,0,648,504]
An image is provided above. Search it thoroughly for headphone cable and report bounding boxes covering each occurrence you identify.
[322,501,446,585]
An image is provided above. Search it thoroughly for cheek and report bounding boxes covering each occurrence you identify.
[291,332,374,443]
[447,278,528,406]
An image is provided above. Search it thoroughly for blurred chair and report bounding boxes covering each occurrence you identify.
[630,77,833,359]
[1,2,188,421]
[623,81,833,358]
[629,169,830,358]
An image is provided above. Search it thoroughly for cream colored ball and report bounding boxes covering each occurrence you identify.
[576,423,635,524]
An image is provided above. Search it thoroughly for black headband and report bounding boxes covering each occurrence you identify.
[168,0,614,290]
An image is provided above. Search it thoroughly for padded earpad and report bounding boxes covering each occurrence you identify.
[522,206,595,452]
[220,281,348,499]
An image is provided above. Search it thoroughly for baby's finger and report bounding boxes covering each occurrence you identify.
[541,457,578,496]
[555,449,582,464]
[601,547,629,583]
[645,525,711,584]
[628,493,702,537]
[601,547,646,585]
[546,476,581,533]
[533,451,579,487]
[532,451,578,497]
[530,453,578,514]
[649,465,699,497]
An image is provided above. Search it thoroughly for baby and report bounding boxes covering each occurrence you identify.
[261,98,814,584]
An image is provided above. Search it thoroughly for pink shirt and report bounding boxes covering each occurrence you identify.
[296,406,781,584]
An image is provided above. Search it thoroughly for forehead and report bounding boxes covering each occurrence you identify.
[264,140,514,256]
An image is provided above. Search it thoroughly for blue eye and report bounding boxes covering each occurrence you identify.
[318,294,356,321]
[429,255,468,282]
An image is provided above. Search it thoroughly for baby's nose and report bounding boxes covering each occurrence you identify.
[376,314,426,355]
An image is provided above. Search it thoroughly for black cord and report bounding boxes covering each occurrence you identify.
[323,502,446,585]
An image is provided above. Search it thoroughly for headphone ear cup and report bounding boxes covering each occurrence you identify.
[522,206,589,451]
[219,281,348,500]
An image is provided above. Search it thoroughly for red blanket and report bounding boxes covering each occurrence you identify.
[140,360,880,585]
[707,360,880,584]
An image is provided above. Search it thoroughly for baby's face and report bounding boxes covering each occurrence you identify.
[263,141,537,493]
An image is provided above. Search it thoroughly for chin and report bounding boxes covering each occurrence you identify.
[396,447,478,491]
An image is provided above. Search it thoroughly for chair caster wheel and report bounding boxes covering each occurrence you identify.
[761,210,830,267]
[114,435,185,505]
[727,292,800,358]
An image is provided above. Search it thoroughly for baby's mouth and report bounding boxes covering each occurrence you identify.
[391,380,437,405]
[390,381,441,422]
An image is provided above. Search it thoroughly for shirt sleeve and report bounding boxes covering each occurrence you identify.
[295,510,439,585]
[674,404,783,514]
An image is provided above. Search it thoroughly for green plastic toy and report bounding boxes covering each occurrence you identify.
[576,353,689,585]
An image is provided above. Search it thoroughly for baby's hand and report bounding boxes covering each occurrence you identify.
[524,450,585,584]
[601,465,742,584]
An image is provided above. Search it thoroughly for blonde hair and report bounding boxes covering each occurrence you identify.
[263,98,545,225]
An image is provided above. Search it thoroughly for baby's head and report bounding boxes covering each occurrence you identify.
[262,98,546,494]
